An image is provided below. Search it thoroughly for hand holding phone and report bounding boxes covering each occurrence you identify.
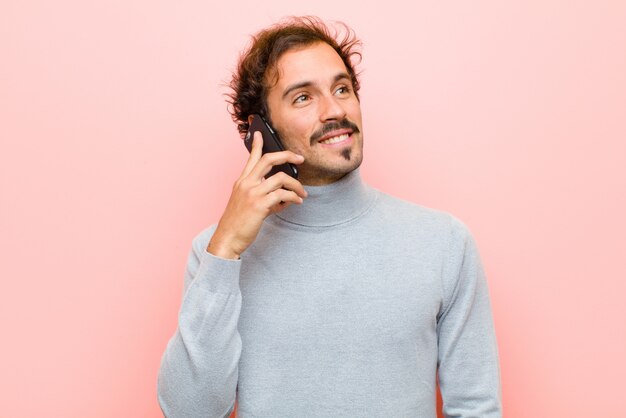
[244,114,298,179]
[206,121,306,259]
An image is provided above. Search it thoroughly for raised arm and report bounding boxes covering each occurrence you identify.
[157,227,242,417]
[157,132,307,417]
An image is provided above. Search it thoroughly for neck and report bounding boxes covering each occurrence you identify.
[274,168,376,227]
[297,171,346,186]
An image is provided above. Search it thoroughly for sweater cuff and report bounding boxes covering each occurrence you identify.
[194,249,242,294]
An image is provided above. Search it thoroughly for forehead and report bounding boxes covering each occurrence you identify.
[268,42,348,90]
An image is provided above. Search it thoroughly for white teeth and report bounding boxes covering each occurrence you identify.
[320,134,349,144]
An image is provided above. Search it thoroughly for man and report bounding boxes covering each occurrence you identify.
[158,16,501,417]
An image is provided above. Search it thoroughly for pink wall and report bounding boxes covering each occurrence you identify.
[2,1,625,416]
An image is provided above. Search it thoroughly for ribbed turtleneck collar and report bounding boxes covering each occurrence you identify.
[272,168,377,227]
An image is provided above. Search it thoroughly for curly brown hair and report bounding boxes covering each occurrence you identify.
[226,16,363,138]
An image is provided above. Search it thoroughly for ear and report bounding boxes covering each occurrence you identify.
[247,115,255,125]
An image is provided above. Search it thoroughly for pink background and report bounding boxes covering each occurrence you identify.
[2,1,625,417]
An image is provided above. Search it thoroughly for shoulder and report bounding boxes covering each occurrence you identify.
[373,189,472,240]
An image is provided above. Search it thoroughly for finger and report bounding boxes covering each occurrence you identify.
[241,131,264,178]
[264,188,303,209]
[249,150,304,181]
[257,171,307,199]
[270,200,295,213]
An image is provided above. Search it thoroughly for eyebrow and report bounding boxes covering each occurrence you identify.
[282,72,352,99]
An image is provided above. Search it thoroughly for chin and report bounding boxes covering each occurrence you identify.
[321,160,363,180]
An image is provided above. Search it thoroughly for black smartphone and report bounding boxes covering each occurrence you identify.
[244,114,298,179]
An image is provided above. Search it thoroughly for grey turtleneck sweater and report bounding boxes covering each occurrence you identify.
[157,169,502,417]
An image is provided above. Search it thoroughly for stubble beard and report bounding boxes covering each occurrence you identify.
[298,145,363,185]
[277,119,364,185]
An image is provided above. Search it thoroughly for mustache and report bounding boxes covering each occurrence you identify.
[310,120,360,144]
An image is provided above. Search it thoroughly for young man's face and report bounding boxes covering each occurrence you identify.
[264,42,364,186]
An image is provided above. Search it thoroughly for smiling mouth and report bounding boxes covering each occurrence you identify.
[310,120,360,145]
[319,133,351,145]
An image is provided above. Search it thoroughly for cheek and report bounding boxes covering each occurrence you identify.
[278,126,308,153]
[280,119,314,150]
[349,103,362,121]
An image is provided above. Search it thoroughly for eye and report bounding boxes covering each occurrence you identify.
[293,93,310,104]
[334,85,351,96]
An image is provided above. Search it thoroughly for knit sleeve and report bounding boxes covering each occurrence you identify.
[157,226,242,418]
[436,216,502,417]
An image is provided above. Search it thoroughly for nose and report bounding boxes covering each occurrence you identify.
[319,94,347,122]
